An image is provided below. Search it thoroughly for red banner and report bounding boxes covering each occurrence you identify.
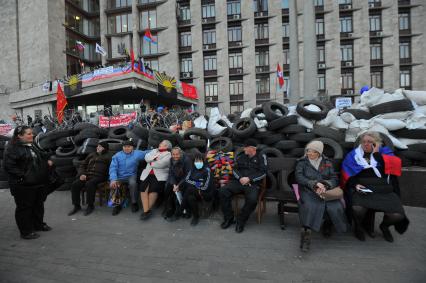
[181,82,198,99]
[98,112,137,128]
[0,124,12,135]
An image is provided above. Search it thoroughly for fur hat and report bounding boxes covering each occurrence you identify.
[305,140,324,155]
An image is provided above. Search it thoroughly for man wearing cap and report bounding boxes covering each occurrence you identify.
[219,138,267,233]
[108,139,150,215]
[68,141,113,216]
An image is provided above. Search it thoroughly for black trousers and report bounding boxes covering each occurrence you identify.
[183,185,216,218]
[219,180,259,224]
[71,176,106,207]
[163,183,181,217]
[12,186,45,236]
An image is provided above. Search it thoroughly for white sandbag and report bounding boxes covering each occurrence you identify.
[240,108,252,119]
[360,87,405,107]
[254,117,268,129]
[415,105,426,115]
[398,138,426,145]
[372,117,406,131]
[340,112,356,124]
[331,116,349,130]
[346,120,372,142]
[220,115,233,128]
[297,116,314,129]
[377,111,413,120]
[193,116,208,129]
[405,112,426,129]
[368,123,408,149]
[348,103,369,111]
[304,104,321,112]
[207,108,226,136]
[287,105,297,116]
[403,90,426,106]
[317,108,338,127]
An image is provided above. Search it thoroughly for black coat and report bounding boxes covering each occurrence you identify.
[184,164,213,191]
[78,151,113,179]
[232,151,267,186]
[167,155,192,186]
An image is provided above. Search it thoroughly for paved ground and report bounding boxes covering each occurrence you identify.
[0,189,425,283]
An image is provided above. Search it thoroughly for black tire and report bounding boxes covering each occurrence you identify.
[266,172,277,191]
[82,138,100,147]
[369,99,414,116]
[263,134,285,145]
[43,129,75,141]
[274,140,299,151]
[77,145,96,155]
[50,155,74,167]
[262,102,289,121]
[250,106,266,120]
[88,127,109,138]
[268,115,298,131]
[38,137,57,150]
[99,138,123,152]
[183,128,210,140]
[280,124,307,134]
[0,135,10,141]
[55,145,78,157]
[72,156,86,168]
[395,150,426,162]
[148,136,161,148]
[232,118,257,139]
[355,133,394,151]
[131,126,150,139]
[253,130,274,139]
[288,133,316,143]
[149,127,176,143]
[342,109,372,120]
[55,136,75,147]
[74,130,100,145]
[312,125,345,142]
[260,147,284,158]
[73,122,98,132]
[135,139,148,150]
[108,126,128,140]
[407,143,426,153]
[181,139,207,149]
[209,137,233,152]
[286,148,305,158]
[313,138,344,159]
[340,141,355,150]
[392,128,426,140]
[126,131,142,144]
[296,100,329,121]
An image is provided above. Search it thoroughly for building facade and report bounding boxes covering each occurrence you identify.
[0,0,425,120]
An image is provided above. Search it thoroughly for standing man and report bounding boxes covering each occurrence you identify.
[219,139,267,233]
[109,139,150,215]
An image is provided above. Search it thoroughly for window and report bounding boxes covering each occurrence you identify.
[229,53,243,69]
[316,18,324,35]
[227,1,241,15]
[399,42,410,59]
[203,30,216,45]
[370,43,382,60]
[205,81,218,97]
[340,16,352,33]
[140,10,156,30]
[255,50,269,67]
[255,23,269,39]
[144,59,158,71]
[369,15,381,31]
[180,57,192,73]
[283,49,290,64]
[253,0,268,12]
[281,0,289,9]
[317,46,325,62]
[229,80,243,95]
[230,103,244,114]
[340,44,353,61]
[180,32,191,47]
[202,4,215,19]
[318,73,325,90]
[141,35,158,54]
[228,26,242,42]
[204,55,217,71]
[256,77,270,94]
[371,71,383,88]
[400,69,411,88]
[179,5,191,21]
[315,0,324,6]
[399,13,410,30]
[282,23,289,37]
[108,0,132,8]
[108,13,132,33]
[341,72,353,89]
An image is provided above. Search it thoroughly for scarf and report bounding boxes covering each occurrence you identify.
[308,156,322,170]
[354,145,381,178]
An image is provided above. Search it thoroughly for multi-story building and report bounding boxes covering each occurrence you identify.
[0,0,425,120]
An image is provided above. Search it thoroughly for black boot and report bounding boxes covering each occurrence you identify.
[68,205,81,216]
[112,205,122,216]
[84,205,94,216]
[190,216,199,226]
[300,228,311,252]
[131,203,139,213]
[235,221,245,233]
[380,223,394,242]
[220,218,235,229]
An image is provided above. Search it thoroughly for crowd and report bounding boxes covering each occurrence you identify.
[3,126,409,252]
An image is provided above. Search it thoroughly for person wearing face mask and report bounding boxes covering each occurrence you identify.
[4,126,54,239]
[68,141,113,216]
[139,140,172,220]
[163,147,192,221]
[181,152,214,226]
[295,140,348,252]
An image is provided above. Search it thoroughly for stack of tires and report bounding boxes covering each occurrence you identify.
[0,136,10,189]
[392,129,426,167]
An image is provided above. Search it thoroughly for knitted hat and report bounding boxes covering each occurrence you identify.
[306,140,324,155]
[122,139,134,146]
[98,141,109,151]
[243,138,258,148]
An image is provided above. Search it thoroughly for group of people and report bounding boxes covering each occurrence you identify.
[4,126,409,252]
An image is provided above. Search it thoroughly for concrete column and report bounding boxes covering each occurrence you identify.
[241,0,256,108]
[325,0,342,97]
[382,1,399,91]
[269,0,284,103]
[158,1,179,76]
[99,0,107,65]
[302,0,317,100]
[191,0,205,113]
[47,0,66,79]
[216,1,230,114]
[131,0,139,56]
[408,0,425,90]
[289,0,300,103]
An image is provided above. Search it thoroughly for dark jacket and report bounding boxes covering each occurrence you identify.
[167,155,192,186]
[78,151,113,179]
[295,156,338,192]
[232,151,267,185]
[4,141,50,190]
[184,164,212,191]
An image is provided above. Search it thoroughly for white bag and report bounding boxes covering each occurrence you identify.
[340,112,356,124]
[403,90,426,106]
[193,116,208,129]
[331,116,349,130]
[372,117,406,131]
[317,108,338,127]
[207,108,226,136]
[297,116,314,129]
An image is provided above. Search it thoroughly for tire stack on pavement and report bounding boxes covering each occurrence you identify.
[0,135,10,189]
[392,129,426,167]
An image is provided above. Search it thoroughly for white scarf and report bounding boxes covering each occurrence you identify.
[354,145,381,178]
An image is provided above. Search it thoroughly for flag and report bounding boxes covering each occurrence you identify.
[95,43,107,56]
[75,41,85,51]
[130,49,135,71]
[155,71,177,99]
[64,74,82,97]
[138,57,145,73]
[56,83,67,124]
[277,63,284,88]
[181,82,198,99]
[143,29,157,44]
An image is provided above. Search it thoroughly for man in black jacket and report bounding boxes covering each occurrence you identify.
[219,139,267,233]
[68,141,113,216]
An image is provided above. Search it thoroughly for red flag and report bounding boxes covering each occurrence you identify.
[56,83,68,124]
[130,49,135,71]
[277,63,284,88]
[181,82,198,99]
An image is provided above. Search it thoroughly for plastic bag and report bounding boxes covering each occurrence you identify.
[372,117,406,131]
[403,90,426,106]
[207,108,226,136]
[194,116,208,129]
[297,116,314,129]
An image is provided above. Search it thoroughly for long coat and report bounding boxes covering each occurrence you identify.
[295,156,348,233]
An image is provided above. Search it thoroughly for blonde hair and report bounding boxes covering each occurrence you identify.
[358,131,382,146]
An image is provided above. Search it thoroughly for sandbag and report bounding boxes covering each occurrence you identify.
[403,90,426,106]
[360,87,405,107]
[207,108,227,136]
[194,116,208,129]
[330,116,349,130]
[373,117,407,131]
[340,112,356,124]
[317,108,338,127]
[297,116,314,129]
[405,112,426,129]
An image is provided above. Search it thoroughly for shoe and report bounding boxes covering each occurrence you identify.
[140,210,152,221]
[182,212,191,219]
[68,206,81,216]
[21,232,40,240]
[112,206,121,216]
[166,215,179,222]
[365,229,376,238]
[354,226,366,242]
[380,223,394,242]
[84,206,94,216]
[36,223,52,232]
[131,203,139,213]
[190,217,199,226]
[300,228,311,252]
[235,222,245,233]
[322,223,332,238]
[220,218,235,229]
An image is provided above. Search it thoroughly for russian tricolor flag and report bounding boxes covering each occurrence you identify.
[143,29,157,45]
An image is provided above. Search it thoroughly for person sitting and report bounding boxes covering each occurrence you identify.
[163,147,192,221]
[341,131,409,242]
[109,139,150,216]
[219,139,267,233]
[68,141,112,216]
[139,140,172,220]
[295,141,348,252]
[181,152,215,226]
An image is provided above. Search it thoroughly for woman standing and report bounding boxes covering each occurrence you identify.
[295,141,348,252]
[4,126,53,239]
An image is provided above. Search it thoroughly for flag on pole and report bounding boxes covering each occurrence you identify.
[75,41,85,51]
[138,57,145,73]
[143,29,157,44]
[56,83,68,124]
[130,49,135,71]
[277,63,284,88]
[95,43,107,56]
[181,82,198,99]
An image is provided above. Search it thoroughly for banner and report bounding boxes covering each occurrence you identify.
[64,74,82,97]
[98,112,137,128]
[0,124,12,135]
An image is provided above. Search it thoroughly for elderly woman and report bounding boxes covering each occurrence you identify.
[139,140,172,220]
[342,131,409,242]
[295,140,348,252]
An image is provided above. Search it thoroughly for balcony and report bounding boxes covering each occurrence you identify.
[370,30,384,37]
[339,4,353,11]
[400,57,412,65]
[177,19,191,27]
[368,1,382,9]
[201,17,216,25]
[340,32,354,39]
[316,34,325,41]
[341,89,355,95]
[256,66,270,74]
[137,0,167,9]
[229,68,243,75]
[399,29,412,36]
[370,59,383,66]
[255,38,269,45]
[341,61,354,68]
[180,72,193,79]
[205,96,219,103]
[204,70,218,77]
[282,36,289,43]
[318,62,326,69]
[282,9,289,16]
[254,11,268,18]
[227,14,242,21]
[228,41,243,48]
[315,5,324,13]
[398,0,410,6]
[256,93,270,101]
[203,43,217,51]
[230,94,244,102]
[283,64,290,71]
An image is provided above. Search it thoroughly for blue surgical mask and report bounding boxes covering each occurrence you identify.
[194,162,203,170]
